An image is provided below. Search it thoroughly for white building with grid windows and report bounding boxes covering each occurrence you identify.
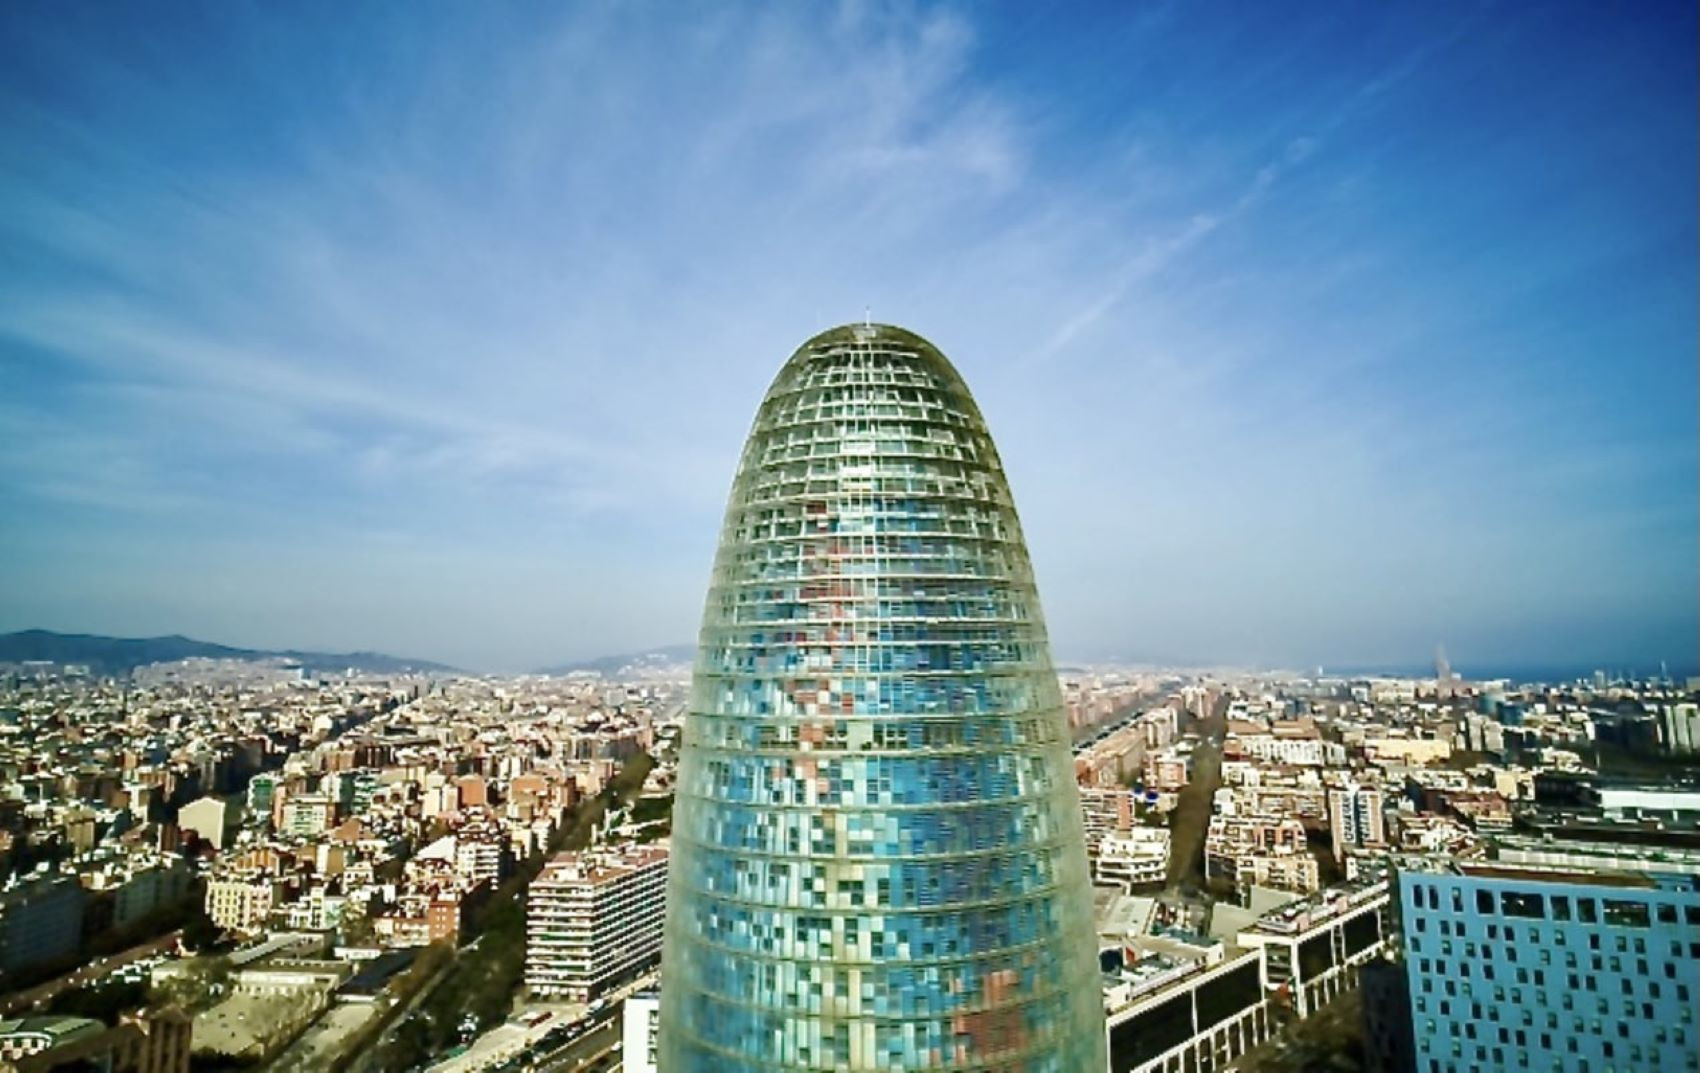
[524,843,667,1002]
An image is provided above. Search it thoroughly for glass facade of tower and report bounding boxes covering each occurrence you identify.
[660,325,1106,1071]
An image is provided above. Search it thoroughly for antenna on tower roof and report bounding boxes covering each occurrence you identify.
[864,306,872,329]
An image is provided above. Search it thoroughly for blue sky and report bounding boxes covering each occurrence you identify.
[1,2,1694,673]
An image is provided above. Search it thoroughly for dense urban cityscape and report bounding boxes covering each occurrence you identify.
[0,640,1696,1071]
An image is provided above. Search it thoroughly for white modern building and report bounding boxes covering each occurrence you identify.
[178,795,232,850]
[1590,786,1700,820]
[1233,873,1393,1017]
[1230,735,1347,768]
[1094,829,1171,891]
[1104,935,1274,1073]
[1662,703,1699,753]
[623,991,660,1073]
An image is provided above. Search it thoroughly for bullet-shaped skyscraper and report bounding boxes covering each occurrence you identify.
[661,324,1106,1071]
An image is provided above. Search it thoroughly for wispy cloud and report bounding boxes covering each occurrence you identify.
[1030,24,1459,371]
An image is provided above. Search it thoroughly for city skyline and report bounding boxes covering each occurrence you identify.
[2,3,1695,673]
[0,626,1692,686]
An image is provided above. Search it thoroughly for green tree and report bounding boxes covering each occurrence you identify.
[149,955,232,1013]
[180,903,224,952]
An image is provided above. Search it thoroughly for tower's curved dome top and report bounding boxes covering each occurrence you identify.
[760,321,975,405]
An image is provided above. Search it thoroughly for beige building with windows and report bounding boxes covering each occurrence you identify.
[205,877,279,934]
[1363,737,1452,765]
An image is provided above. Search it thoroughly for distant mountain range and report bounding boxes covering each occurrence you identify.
[0,629,458,677]
[535,644,695,678]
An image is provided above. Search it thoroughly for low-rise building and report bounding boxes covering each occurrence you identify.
[0,1016,104,1063]
[3,1009,190,1073]
[1094,829,1171,891]
[1104,934,1274,1073]
[1234,872,1393,1017]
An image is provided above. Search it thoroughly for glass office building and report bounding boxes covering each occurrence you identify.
[1397,862,1700,1073]
[660,324,1106,1071]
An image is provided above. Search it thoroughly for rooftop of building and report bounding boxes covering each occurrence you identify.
[1093,887,1157,938]
[227,931,328,967]
[536,842,669,887]
[337,950,419,996]
[1397,855,1666,890]
[1245,868,1392,936]
[0,1015,104,1044]
[1107,949,1191,994]
[1510,809,1700,843]
[1103,932,1254,1014]
[1495,830,1700,862]
[1457,862,1656,889]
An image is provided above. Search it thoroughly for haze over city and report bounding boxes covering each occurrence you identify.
[1,2,1693,673]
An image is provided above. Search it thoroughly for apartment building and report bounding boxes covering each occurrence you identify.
[1079,787,1142,845]
[1144,750,1191,792]
[279,795,336,838]
[525,843,668,1001]
[1204,815,1319,895]
[205,876,280,934]
[0,875,84,977]
[1095,829,1171,891]
[1328,783,1386,861]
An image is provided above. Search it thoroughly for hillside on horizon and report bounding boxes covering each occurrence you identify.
[0,629,458,677]
[535,644,695,678]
